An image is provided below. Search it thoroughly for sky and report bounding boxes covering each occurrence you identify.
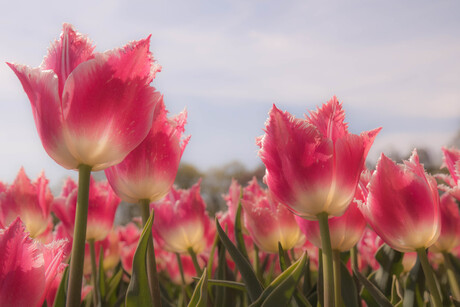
[1,0,459,185]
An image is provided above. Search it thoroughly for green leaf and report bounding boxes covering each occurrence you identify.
[53,262,69,307]
[340,259,359,307]
[215,241,227,307]
[216,218,263,302]
[235,194,249,261]
[188,268,208,307]
[390,275,403,305]
[373,244,404,295]
[192,278,247,292]
[250,252,308,307]
[353,267,393,307]
[106,267,123,304]
[125,213,154,307]
[98,245,106,302]
[403,257,425,307]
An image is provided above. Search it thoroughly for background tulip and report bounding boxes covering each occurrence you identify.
[430,193,460,253]
[437,147,460,201]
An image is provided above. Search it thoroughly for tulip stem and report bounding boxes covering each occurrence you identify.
[188,247,203,276]
[317,212,335,307]
[139,199,162,307]
[89,239,99,307]
[442,252,460,301]
[66,164,92,307]
[416,248,442,307]
[332,250,342,307]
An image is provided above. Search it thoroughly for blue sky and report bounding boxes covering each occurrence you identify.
[1,0,459,184]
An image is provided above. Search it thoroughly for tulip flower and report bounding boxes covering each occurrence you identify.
[257,97,380,220]
[357,228,383,271]
[359,150,442,306]
[0,168,53,240]
[7,23,161,171]
[0,218,67,307]
[430,193,460,253]
[8,23,161,306]
[152,181,215,275]
[242,178,304,253]
[118,223,142,275]
[437,147,460,201]
[52,177,120,242]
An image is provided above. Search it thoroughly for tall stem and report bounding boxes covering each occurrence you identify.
[187,247,203,276]
[442,252,460,301]
[416,248,442,307]
[139,199,162,307]
[66,164,92,307]
[89,239,99,307]
[317,212,335,307]
[332,250,342,307]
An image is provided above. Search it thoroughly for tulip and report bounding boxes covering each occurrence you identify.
[0,218,67,307]
[357,228,383,271]
[257,97,380,220]
[242,178,304,253]
[152,181,214,274]
[8,23,162,306]
[52,177,120,242]
[118,223,141,275]
[7,23,161,171]
[359,150,442,306]
[437,147,460,201]
[0,168,53,240]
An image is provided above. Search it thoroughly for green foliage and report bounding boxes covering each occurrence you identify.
[188,268,208,307]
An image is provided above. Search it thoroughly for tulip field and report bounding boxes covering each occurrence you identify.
[2,24,460,307]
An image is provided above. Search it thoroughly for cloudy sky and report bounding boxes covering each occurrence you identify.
[1,0,459,184]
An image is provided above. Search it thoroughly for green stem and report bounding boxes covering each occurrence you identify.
[187,247,203,276]
[416,248,442,307]
[175,253,192,300]
[317,212,335,307]
[66,164,92,307]
[442,251,460,301]
[139,199,162,307]
[332,250,342,307]
[89,239,99,307]
[350,245,359,272]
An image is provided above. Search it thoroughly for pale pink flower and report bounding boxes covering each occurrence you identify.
[152,181,214,254]
[105,98,189,203]
[8,23,161,171]
[0,218,68,307]
[52,177,120,241]
[359,150,440,252]
[0,168,53,239]
[257,97,380,220]
[242,178,304,253]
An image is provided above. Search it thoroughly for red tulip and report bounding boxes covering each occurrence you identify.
[242,178,304,253]
[152,181,214,254]
[0,218,67,307]
[7,23,161,171]
[0,168,53,239]
[52,177,120,241]
[359,150,440,252]
[430,193,460,253]
[105,98,189,203]
[257,97,380,220]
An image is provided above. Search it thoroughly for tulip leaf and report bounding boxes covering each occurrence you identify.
[340,259,359,307]
[106,267,123,304]
[125,213,154,307]
[188,268,208,307]
[215,240,227,307]
[52,263,69,307]
[278,242,292,272]
[216,218,263,302]
[403,257,425,307]
[250,252,308,307]
[192,277,247,292]
[390,275,403,305]
[353,267,393,307]
[373,244,404,295]
[235,196,249,261]
[98,245,106,301]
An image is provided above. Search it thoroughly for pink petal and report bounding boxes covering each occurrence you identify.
[7,63,78,169]
[62,56,160,170]
[40,23,95,96]
[306,96,348,142]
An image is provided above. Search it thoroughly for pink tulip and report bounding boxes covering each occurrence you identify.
[437,147,460,201]
[0,218,68,307]
[296,201,366,252]
[83,231,120,276]
[257,97,380,220]
[152,181,214,254]
[7,23,161,171]
[430,193,460,253]
[242,178,304,253]
[0,167,53,239]
[52,176,120,241]
[357,228,383,271]
[359,150,441,252]
[117,223,141,274]
[105,98,189,203]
